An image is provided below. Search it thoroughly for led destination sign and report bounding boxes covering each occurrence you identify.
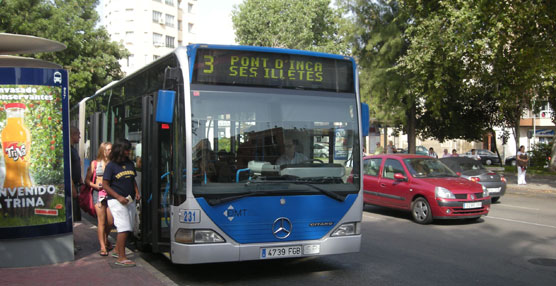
[192,48,354,93]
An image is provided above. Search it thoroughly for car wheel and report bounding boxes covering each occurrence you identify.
[411,197,433,224]
[485,159,492,165]
[491,197,500,203]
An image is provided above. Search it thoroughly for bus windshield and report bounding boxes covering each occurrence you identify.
[190,87,360,203]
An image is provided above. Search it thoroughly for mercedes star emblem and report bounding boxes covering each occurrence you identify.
[272,217,292,239]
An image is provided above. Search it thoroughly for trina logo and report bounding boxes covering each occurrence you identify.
[4,142,27,161]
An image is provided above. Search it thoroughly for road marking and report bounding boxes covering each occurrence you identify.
[495,204,540,211]
[488,216,556,229]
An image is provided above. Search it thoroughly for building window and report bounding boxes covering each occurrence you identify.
[125,31,134,43]
[188,23,194,33]
[165,36,175,48]
[165,0,174,6]
[152,10,162,23]
[165,14,175,27]
[153,55,160,61]
[153,33,163,47]
[153,0,161,2]
[126,54,134,67]
[188,3,193,13]
[178,20,182,31]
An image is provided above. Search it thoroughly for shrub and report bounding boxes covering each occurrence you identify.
[530,141,552,168]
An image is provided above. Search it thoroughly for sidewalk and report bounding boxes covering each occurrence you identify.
[503,172,556,196]
[0,219,177,286]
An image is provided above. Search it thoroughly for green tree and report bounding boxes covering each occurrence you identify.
[396,0,501,143]
[393,0,556,160]
[232,0,346,54]
[337,0,418,151]
[0,0,128,106]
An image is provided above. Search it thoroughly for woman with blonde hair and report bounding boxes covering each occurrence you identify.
[85,142,114,256]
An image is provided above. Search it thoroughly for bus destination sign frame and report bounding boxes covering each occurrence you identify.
[192,48,354,93]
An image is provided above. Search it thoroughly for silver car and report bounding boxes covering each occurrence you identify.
[440,157,507,203]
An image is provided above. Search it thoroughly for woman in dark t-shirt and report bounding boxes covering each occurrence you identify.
[103,138,140,267]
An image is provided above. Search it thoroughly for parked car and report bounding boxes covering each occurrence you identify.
[505,152,550,167]
[440,157,506,203]
[360,154,490,224]
[464,149,500,165]
[399,145,428,155]
[505,154,526,166]
[415,145,429,156]
[313,143,329,158]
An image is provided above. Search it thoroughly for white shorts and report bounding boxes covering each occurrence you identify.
[107,199,136,233]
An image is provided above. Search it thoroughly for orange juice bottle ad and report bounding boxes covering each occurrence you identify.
[1,103,32,188]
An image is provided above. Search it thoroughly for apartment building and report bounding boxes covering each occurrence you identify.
[99,0,197,75]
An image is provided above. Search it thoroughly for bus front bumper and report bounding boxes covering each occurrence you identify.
[169,234,361,264]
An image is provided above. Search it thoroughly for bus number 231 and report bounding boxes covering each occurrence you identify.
[181,209,201,223]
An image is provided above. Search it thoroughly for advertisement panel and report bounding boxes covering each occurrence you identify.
[0,67,71,239]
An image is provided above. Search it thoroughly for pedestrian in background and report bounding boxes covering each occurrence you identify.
[374,142,384,154]
[470,149,481,161]
[85,142,114,256]
[517,145,529,185]
[103,138,141,267]
[428,147,438,158]
[451,149,459,157]
[70,126,82,222]
[442,149,450,158]
[386,141,396,154]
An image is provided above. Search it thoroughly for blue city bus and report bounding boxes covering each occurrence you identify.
[75,44,365,264]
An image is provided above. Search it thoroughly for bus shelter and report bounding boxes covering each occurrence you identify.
[0,33,73,267]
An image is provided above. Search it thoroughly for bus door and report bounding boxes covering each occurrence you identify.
[139,94,173,255]
[84,112,102,169]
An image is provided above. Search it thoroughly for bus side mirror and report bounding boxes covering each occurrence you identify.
[156,90,175,123]
[361,103,369,137]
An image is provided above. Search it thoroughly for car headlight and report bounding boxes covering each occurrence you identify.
[435,186,455,199]
[482,185,489,198]
[331,222,360,237]
[175,229,225,244]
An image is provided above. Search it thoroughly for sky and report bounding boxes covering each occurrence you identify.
[195,0,244,45]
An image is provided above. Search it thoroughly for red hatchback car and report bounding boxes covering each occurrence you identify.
[362,154,490,224]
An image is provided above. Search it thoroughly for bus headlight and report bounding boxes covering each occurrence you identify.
[175,229,225,244]
[331,222,360,237]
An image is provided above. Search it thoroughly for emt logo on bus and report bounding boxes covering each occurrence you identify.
[223,204,247,222]
[192,48,354,93]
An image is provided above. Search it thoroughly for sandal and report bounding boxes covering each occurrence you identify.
[111,253,119,258]
[99,250,109,256]
[115,259,136,267]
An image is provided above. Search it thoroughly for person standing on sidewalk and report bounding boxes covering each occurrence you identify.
[103,139,141,267]
[517,145,529,185]
[85,142,114,256]
[428,147,438,158]
[70,126,82,222]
